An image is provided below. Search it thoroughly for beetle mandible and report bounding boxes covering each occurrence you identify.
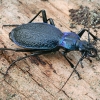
[1,10,100,91]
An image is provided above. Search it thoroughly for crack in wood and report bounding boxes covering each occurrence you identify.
[4,80,29,99]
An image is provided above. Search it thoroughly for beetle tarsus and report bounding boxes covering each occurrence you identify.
[2,24,19,28]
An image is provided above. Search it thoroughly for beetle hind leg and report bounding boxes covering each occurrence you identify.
[3,50,53,78]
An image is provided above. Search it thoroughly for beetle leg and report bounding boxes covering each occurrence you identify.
[2,24,19,28]
[78,29,97,40]
[80,61,84,68]
[28,10,55,25]
[59,52,85,92]
[28,10,48,23]
[3,10,55,27]
[3,50,53,78]
[0,48,46,52]
[61,51,82,79]
[47,18,55,26]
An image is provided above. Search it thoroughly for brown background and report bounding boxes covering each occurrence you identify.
[0,0,100,100]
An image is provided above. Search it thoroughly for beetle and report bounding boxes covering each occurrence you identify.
[1,10,100,91]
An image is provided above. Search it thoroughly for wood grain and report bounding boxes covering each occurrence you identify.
[0,0,100,100]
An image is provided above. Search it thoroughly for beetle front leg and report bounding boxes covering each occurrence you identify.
[59,52,85,92]
[78,29,97,40]
[61,51,82,79]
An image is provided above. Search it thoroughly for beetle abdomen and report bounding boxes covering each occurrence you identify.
[9,23,63,49]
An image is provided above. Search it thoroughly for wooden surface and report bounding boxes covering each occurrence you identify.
[0,0,100,100]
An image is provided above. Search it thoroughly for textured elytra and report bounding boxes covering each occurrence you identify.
[9,23,63,49]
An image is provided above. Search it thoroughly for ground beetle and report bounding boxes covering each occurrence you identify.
[1,10,100,91]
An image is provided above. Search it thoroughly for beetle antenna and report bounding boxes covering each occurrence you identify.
[58,52,85,92]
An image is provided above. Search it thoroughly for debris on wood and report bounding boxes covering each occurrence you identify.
[69,5,100,29]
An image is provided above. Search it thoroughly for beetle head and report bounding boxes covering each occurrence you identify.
[77,40,97,57]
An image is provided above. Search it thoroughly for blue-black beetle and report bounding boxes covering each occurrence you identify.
[2,10,100,90]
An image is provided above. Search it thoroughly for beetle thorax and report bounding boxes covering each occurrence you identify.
[59,36,79,50]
